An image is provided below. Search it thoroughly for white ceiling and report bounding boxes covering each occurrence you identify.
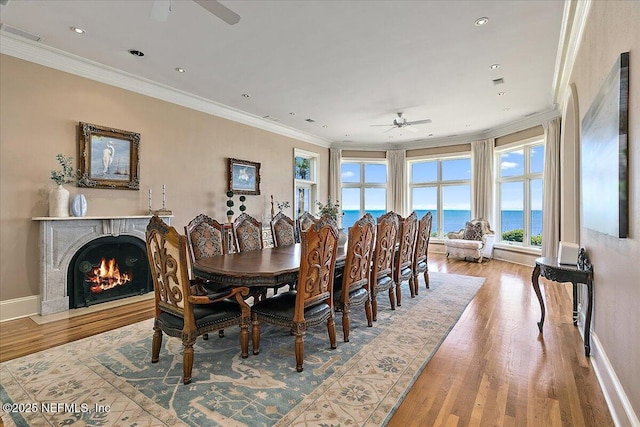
[0,0,566,149]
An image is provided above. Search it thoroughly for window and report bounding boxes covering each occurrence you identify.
[293,149,319,220]
[340,161,387,228]
[496,141,544,247]
[409,156,471,237]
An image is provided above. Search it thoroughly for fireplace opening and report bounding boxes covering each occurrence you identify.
[67,235,152,309]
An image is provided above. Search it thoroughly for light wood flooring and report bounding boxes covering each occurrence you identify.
[0,254,613,426]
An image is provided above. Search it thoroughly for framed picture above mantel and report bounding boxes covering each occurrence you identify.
[227,158,261,195]
[78,122,140,190]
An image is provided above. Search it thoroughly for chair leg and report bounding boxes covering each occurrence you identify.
[424,270,430,289]
[328,316,337,349]
[410,275,417,297]
[182,342,194,385]
[295,331,304,372]
[239,324,249,358]
[219,330,225,338]
[203,333,208,340]
[372,294,379,321]
[388,287,396,310]
[396,281,402,307]
[365,300,373,327]
[342,308,350,342]
[151,328,162,363]
[251,314,261,355]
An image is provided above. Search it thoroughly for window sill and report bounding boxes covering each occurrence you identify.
[493,242,541,256]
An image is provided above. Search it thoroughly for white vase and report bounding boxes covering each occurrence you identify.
[49,184,70,217]
[70,193,87,217]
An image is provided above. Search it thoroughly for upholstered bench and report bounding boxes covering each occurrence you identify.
[444,219,495,263]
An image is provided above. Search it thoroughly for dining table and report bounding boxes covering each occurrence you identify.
[192,243,347,289]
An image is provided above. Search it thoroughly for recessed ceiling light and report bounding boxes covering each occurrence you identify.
[175,67,185,73]
[289,112,296,116]
[475,17,489,26]
[70,26,85,34]
[504,108,510,111]
[128,49,144,57]
[241,93,250,98]
[345,134,350,137]
[428,133,434,137]
[490,64,500,70]
[322,125,328,128]
[498,91,506,96]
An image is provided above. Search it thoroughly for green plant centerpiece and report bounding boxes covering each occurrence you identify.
[51,154,78,186]
[316,198,346,247]
[226,191,235,223]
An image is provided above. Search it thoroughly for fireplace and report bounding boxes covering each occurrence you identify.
[67,235,151,308]
[32,215,171,315]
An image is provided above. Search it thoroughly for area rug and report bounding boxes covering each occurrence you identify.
[0,272,484,427]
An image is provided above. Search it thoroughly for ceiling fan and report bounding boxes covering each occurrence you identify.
[151,0,240,25]
[371,112,432,133]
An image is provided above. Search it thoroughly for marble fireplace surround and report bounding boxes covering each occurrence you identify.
[32,215,171,316]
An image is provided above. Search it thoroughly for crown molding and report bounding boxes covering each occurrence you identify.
[0,32,333,148]
[552,0,592,108]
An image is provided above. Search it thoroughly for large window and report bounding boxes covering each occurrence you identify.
[409,156,471,237]
[340,161,387,228]
[293,149,319,220]
[496,141,544,247]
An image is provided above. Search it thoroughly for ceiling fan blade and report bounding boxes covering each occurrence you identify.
[383,126,396,133]
[150,0,171,22]
[406,118,432,125]
[403,124,419,133]
[370,124,393,127]
[193,0,241,25]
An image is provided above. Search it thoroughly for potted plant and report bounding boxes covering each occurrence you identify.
[226,191,235,223]
[49,154,78,217]
[316,198,347,248]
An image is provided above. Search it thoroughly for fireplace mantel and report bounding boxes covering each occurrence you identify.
[33,215,172,315]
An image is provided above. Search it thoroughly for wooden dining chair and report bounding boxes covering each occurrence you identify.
[233,213,263,252]
[394,211,418,305]
[251,216,339,372]
[270,211,297,248]
[297,211,317,238]
[333,213,375,342]
[411,211,433,296]
[370,211,399,320]
[146,215,251,385]
[185,214,229,295]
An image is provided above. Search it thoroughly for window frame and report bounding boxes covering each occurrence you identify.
[494,137,545,249]
[340,159,388,227]
[408,154,472,238]
[293,148,319,219]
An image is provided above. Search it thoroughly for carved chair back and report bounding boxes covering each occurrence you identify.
[270,211,297,247]
[233,213,263,252]
[185,214,226,265]
[298,211,317,235]
[371,211,399,284]
[396,212,418,272]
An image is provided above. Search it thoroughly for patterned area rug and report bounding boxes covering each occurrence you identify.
[0,272,484,427]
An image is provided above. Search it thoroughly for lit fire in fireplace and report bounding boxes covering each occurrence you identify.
[86,257,132,293]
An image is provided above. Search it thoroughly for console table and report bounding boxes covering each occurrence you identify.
[531,249,593,357]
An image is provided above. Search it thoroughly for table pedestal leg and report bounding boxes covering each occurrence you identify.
[572,282,578,325]
[585,279,593,357]
[532,264,545,333]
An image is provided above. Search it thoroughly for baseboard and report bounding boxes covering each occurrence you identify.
[0,295,39,322]
[589,332,640,427]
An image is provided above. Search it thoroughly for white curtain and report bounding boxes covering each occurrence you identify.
[471,138,495,224]
[387,149,406,216]
[542,117,561,258]
[328,148,342,226]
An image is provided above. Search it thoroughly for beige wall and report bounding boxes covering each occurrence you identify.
[567,0,640,418]
[0,55,328,301]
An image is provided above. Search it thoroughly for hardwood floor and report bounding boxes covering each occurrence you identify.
[0,254,613,426]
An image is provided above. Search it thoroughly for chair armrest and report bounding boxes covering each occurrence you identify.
[189,287,250,305]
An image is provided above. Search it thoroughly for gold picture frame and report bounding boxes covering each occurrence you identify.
[227,158,260,195]
[78,122,140,190]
